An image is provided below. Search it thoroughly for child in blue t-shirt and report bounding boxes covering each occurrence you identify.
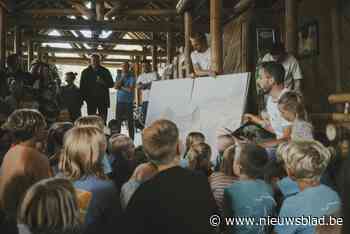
[224,143,276,234]
[275,141,341,234]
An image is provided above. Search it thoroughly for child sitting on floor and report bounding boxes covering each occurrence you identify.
[275,141,341,234]
[224,143,276,234]
[187,142,212,177]
[74,115,112,176]
[180,131,205,168]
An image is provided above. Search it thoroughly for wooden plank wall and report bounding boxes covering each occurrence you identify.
[341,15,350,91]
[297,0,338,114]
[223,12,253,74]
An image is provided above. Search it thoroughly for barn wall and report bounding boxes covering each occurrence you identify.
[297,0,338,113]
[341,13,350,91]
[222,0,349,115]
[223,10,256,74]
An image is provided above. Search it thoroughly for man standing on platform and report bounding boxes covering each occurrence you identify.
[80,54,114,123]
[136,60,158,123]
[114,62,136,140]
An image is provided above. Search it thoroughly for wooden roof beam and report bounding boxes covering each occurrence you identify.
[30,35,167,46]
[105,1,122,19]
[44,56,166,66]
[176,0,191,14]
[40,47,167,57]
[71,2,94,19]
[0,0,10,12]
[23,8,178,17]
[9,17,208,33]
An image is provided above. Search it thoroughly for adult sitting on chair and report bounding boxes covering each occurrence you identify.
[244,62,292,149]
[114,62,136,140]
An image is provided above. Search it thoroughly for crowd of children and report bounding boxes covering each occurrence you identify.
[0,105,347,234]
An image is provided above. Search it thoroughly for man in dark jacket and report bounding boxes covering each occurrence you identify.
[80,54,114,123]
[59,72,83,122]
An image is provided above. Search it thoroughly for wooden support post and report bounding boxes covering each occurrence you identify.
[210,0,223,74]
[96,0,105,21]
[27,39,34,68]
[142,46,147,61]
[152,33,158,72]
[0,6,6,69]
[331,1,342,93]
[14,26,22,55]
[167,31,173,65]
[184,11,192,77]
[285,0,298,55]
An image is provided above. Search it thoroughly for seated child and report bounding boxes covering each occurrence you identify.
[278,91,313,141]
[17,178,81,234]
[187,142,212,177]
[180,131,205,168]
[275,141,341,234]
[47,122,73,174]
[224,143,276,234]
[108,133,137,189]
[74,115,112,175]
[209,145,237,214]
[59,126,121,234]
[214,133,235,171]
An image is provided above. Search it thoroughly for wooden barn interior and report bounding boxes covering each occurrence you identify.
[0,0,350,142]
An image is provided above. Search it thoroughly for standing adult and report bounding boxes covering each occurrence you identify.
[262,43,303,93]
[30,51,61,126]
[6,54,37,111]
[80,54,114,123]
[114,62,136,140]
[59,72,83,122]
[190,33,216,77]
[136,60,158,123]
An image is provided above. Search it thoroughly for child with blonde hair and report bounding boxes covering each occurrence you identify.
[275,141,341,234]
[59,126,121,234]
[278,91,313,141]
[17,178,80,234]
[185,132,206,156]
[74,115,112,175]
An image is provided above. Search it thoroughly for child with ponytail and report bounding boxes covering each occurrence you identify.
[278,91,313,141]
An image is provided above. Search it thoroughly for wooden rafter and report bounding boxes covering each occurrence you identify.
[8,17,204,33]
[0,0,9,12]
[40,47,167,56]
[30,34,167,46]
[22,8,177,17]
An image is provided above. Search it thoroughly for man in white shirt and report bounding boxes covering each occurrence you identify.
[190,33,215,77]
[244,61,291,148]
[136,60,158,123]
[262,43,303,93]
